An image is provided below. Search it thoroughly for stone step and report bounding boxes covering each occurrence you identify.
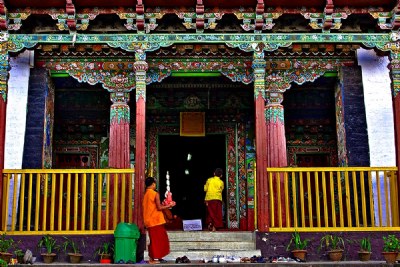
[170,241,255,251]
[144,231,260,261]
[167,231,255,242]
[163,250,262,261]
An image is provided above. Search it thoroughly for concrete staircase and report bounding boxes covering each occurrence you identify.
[145,231,261,262]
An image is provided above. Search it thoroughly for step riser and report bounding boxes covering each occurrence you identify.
[145,231,260,261]
[145,250,262,261]
[171,242,255,250]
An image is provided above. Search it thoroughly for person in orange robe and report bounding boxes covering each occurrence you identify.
[143,177,176,264]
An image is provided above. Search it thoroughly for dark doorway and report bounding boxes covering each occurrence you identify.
[158,135,226,224]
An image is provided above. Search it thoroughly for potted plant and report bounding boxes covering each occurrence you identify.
[319,234,345,261]
[358,237,371,261]
[382,234,399,264]
[286,231,309,261]
[0,233,15,264]
[37,234,59,263]
[94,241,114,263]
[14,248,25,264]
[62,237,85,263]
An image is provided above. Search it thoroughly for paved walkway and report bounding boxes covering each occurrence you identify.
[19,261,399,266]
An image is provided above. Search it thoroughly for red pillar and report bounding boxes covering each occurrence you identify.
[255,93,269,231]
[253,51,269,231]
[108,92,130,226]
[133,57,148,232]
[265,92,287,227]
[0,52,8,229]
[389,51,400,215]
[0,98,6,229]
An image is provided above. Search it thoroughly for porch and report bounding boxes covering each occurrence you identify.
[1,166,398,234]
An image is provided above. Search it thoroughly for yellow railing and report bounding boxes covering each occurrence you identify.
[267,167,400,232]
[1,169,135,235]
[2,167,400,234]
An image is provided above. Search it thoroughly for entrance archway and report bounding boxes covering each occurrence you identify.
[158,135,226,224]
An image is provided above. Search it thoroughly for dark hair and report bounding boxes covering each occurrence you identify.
[214,168,223,177]
[145,177,155,187]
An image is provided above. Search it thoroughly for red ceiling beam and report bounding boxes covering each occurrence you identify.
[196,0,204,32]
[0,0,7,31]
[66,0,76,31]
[255,0,265,32]
[323,0,333,31]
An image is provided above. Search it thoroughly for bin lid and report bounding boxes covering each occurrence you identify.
[114,222,140,238]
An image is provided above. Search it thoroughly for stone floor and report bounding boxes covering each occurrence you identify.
[14,261,400,266]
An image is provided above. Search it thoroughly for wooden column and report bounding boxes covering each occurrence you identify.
[109,92,130,168]
[108,92,130,225]
[265,92,287,226]
[0,51,8,229]
[389,50,400,213]
[133,52,148,232]
[265,92,287,167]
[253,50,269,231]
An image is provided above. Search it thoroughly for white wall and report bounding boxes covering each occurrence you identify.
[4,50,32,228]
[357,48,396,226]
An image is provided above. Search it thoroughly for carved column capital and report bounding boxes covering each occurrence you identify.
[265,92,284,124]
[252,50,266,99]
[110,92,130,125]
[389,50,400,97]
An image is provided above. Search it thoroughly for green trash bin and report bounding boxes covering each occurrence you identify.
[114,222,140,263]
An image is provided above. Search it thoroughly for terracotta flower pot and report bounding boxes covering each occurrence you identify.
[291,249,307,261]
[358,251,371,261]
[328,249,343,261]
[382,251,399,264]
[41,253,56,263]
[68,253,82,263]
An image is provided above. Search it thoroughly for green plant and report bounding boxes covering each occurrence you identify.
[0,234,15,253]
[62,237,85,254]
[37,235,58,254]
[286,231,309,250]
[94,241,114,257]
[14,249,24,258]
[319,234,345,251]
[360,237,371,252]
[0,258,6,267]
[382,234,400,252]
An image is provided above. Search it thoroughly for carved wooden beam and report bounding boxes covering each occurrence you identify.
[0,0,7,31]
[136,0,145,32]
[66,0,76,31]
[255,0,264,32]
[196,0,204,33]
[323,0,334,31]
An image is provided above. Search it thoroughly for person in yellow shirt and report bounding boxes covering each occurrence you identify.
[204,168,224,232]
[143,177,176,264]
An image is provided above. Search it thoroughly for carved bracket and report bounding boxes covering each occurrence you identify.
[371,2,400,31]
[234,10,281,33]
[117,9,164,33]
[265,59,342,91]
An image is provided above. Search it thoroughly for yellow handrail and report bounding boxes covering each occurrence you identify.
[267,167,400,232]
[1,169,135,235]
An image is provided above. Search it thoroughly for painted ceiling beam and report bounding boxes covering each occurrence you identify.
[6,32,394,53]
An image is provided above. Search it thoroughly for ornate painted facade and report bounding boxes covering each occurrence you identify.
[0,0,399,234]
